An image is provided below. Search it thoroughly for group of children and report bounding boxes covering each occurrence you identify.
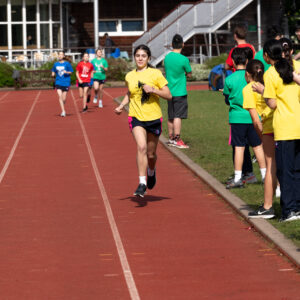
[223,35,300,222]
[51,48,108,116]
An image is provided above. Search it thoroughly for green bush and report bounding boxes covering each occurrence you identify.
[106,58,131,81]
[204,53,228,69]
[0,62,15,87]
[188,63,210,81]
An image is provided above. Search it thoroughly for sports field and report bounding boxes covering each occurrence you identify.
[0,87,300,299]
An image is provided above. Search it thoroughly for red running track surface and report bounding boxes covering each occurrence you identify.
[0,87,300,300]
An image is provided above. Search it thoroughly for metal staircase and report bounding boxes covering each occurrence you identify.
[133,0,254,66]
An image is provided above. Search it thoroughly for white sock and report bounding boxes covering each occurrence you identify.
[234,170,242,182]
[260,168,266,180]
[139,176,146,185]
[147,168,155,177]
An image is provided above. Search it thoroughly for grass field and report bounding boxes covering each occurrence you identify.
[160,90,300,247]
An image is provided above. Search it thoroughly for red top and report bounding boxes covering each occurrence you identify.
[76,61,94,82]
[226,43,256,71]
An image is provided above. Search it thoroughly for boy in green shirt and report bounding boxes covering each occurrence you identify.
[164,34,192,149]
[223,48,266,189]
[91,47,108,108]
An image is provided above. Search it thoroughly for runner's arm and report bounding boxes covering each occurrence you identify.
[248,108,263,140]
[265,98,277,109]
[76,70,82,83]
[115,91,130,114]
[143,84,172,100]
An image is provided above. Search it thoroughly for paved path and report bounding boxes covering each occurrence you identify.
[0,88,300,299]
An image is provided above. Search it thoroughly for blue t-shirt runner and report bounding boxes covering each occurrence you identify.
[52,61,73,87]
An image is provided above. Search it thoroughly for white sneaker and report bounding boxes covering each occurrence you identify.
[93,98,97,104]
[276,186,281,198]
[60,111,66,117]
[99,100,103,108]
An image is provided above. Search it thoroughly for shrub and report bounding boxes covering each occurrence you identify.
[106,58,131,81]
[188,63,210,81]
[0,62,15,87]
[204,53,228,69]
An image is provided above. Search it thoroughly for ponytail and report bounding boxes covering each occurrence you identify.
[274,58,294,84]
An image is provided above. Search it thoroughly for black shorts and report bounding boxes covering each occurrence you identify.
[56,85,69,92]
[231,123,262,147]
[128,116,162,136]
[93,79,105,84]
[168,95,188,119]
[78,82,90,88]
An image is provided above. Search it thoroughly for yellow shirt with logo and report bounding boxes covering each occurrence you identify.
[125,68,168,121]
[263,65,300,141]
[243,82,273,134]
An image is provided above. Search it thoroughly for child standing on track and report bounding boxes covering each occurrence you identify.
[91,47,108,108]
[76,53,94,113]
[114,44,172,197]
[223,48,266,189]
[243,59,276,219]
[51,51,73,117]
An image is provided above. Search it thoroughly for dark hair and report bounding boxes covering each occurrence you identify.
[134,44,152,68]
[274,59,294,84]
[246,59,264,84]
[231,47,247,66]
[234,24,247,40]
[172,34,183,49]
[263,39,282,61]
[243,47,254,61]
[267,25,283,39]
[280,37,293,66]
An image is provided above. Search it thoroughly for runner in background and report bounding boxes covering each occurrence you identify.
[91,47,108,108]
[51,51,73,117]
[76,53,94,113]
[115,44,172,197]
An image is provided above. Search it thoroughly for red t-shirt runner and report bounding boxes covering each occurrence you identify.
[226,43,256,71]
[76,61,94,83]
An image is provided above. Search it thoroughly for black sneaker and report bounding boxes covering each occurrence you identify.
[147,170,156,190]
[279,211,300,222]
[248,205,275,219]
[226,179,244,189]
[134,184,147,197]
[82,106,88,113]
[87,95,91,103]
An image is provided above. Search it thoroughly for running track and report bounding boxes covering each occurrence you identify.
[0,88,300,300]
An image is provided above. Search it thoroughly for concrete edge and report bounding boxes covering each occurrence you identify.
[113,96,300,269]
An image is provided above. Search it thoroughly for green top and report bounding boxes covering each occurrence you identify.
[91,57,108,80]
[164,52,192,97]
[255,49,270,72]
[223,70,252,124]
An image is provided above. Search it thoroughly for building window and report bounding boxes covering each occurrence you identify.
[122,20,143,32]
[27,24,36,47]
[0,0,7,22]
[40,0,49,21]
[12,24,23,47]
[52,23,61,48]
[11,0,22,21]
[99,21,117,32]
[0,25,8,47]
[40,23,49,48]
[26,0,36,21]
[99,19,144,36]
[52,0,60,21]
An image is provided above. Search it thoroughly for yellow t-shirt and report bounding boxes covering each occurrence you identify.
[243,82,273,134]
[293,60,300,102]
[263,65,300,141]
[125,68,168,121]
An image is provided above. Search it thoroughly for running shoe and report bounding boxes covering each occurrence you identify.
[242,172,257,184]
[174,139,189,149]
[87,95,91,103]
[99,100,103,108]
[134,184,147,197]
[248,205,275,219]
[279,211,300,222]
[60,111,66,117]
[226,179,244,189]
[147,170,156,190]
[167,139,176,147]
[93,97,97,104]
[82,106,88,113]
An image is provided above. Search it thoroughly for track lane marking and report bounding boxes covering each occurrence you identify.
[71,90,140,300]
[0,91,41,185]
[0,92,10,103]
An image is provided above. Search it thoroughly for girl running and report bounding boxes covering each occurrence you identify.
[243,58,276,218]
[76,53,94,113]
[263,39,300,222]
[91,47,108,108]
[51,51,73,117]
[114,45,172,197]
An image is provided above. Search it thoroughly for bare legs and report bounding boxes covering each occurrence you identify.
[57,89,67,115]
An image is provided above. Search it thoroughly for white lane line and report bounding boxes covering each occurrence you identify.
[103,89,114,100]
[71,90,140,300]
[0,91,41,185]
[0,92,10,103]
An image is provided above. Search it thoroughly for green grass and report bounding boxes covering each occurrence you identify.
[160,90,300,247]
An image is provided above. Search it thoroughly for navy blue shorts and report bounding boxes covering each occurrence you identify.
[78,82,90,88]
[93,79,105,84]
[56,85,69,92]
[230,123,261,147]
[128,116,163,136]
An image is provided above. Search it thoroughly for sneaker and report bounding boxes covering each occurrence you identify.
[87,95,91,103]
[279,211,300,222]
[248,205,275,219]
[275,186,281,198]
[242,172,257,184]
[167,139,176,146]
[82,106,88,113]
[134,184,147,197]
[60,111,66,117]
[147,170,156,190]
[226,179,244,189]
[174,139,189,149]
[93,98,97,104]
[98,100,103,108]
